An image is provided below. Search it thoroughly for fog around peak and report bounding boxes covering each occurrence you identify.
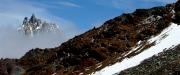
[0,25,66,58]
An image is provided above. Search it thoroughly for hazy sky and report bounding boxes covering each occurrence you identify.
[0,0,176,34]
[0,0,177,58]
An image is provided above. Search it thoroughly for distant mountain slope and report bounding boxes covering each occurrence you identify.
[0,1,180,75]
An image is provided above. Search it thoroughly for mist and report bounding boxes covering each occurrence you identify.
[0,26,67,58]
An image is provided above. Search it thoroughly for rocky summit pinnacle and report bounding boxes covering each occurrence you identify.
[19,14,59,37]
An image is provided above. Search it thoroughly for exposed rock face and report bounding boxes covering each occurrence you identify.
[19,14,59,37]
[174,0,180,24]
[0,59,24,75]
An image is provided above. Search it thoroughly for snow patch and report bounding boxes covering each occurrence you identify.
[52,73,56,75]
[91,23,180,75]
[79,72,84,75]
[124,41,143,57]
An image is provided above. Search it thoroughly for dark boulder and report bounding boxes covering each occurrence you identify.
[174,0,180,24]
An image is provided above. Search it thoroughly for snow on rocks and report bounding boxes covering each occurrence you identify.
[91,23,180,75]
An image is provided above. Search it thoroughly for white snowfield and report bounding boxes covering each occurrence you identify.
[91,23,180,75]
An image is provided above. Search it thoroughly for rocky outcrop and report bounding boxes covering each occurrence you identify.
[19,14,59,37]
[0,59,24,75]
[174,0,180,24]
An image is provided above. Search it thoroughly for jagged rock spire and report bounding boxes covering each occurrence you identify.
[19,14,59,37]
[23,17,28,25]
[29,14,36,24]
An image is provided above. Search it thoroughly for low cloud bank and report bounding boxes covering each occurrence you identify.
[0,26,66,58]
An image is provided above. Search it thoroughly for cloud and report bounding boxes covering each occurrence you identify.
[58,1,82,8]
[0,0,80,58]
[0,26,66,58]
[0,0,48,26]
